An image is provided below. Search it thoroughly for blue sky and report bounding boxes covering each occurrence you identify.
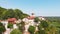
[0,0,60,16]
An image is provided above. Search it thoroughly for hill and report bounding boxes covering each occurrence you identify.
[0,7,29,20]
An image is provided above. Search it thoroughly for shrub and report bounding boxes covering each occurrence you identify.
[10,29,22,34]
[17,21,25,32]
[0,22,6,34]
[40,20,49,28]
[0,22,3,26]
[7,23,13,29]
[35,31,40,34]
[28,26,35,34]
[34,17,40,23]
[38,25,47,34]
[0,26,6,32]
[38,20,48,34]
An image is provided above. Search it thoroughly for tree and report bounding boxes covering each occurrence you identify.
[0,7,29,20]
[16,21,25,32]
[34,17,40,23]
[14,9,29,19]
[38,20,57,34]
[7,23,13,29]
[28,26,35,34]
[0,22,6,34]
[2,9,16,19]
[0,7,7,20]
[14,9,23,19]
[10,29,22,34]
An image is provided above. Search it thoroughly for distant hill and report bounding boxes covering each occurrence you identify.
[44,17,60,22]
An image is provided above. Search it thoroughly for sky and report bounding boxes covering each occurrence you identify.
[0,0,60,16]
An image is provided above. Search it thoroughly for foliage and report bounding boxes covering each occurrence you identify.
[35,31,40,34]
[38,20,57,34]
[40,20,49,28]
[28,26,35,34]
[0,7,7,20]
[0,22,3,26]
[34,17,40,23]
[0,26,6,32]
[38,22,47,34]
[16,21,25,32]
[2,9,16,19]
[45,17,60,34]
[10,29,22,34]
[45,17,60,23]
[0,7,29,20]
[7,23,13,29]
[0,22,6,34]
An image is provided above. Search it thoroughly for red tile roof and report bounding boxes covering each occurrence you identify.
[7,18,17,24]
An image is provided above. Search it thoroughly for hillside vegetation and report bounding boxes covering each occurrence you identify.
[0,7,29,20]
[45,17,60,34]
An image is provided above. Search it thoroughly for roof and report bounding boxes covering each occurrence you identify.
[28,15,35,20]
[7,18,17,22]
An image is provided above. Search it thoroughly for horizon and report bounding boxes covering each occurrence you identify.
[0,0,60,16]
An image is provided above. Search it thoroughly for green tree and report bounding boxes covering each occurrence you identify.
[28,26,35,34]
[2,9,16,19]
[34,17,40,23]
[0,7,29,20]
[7,23,13,29]
[0,7,7,20]
[0,22,6,34]
[14,9,29,19]
[10,29,22,34]
[14,9,23,19]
